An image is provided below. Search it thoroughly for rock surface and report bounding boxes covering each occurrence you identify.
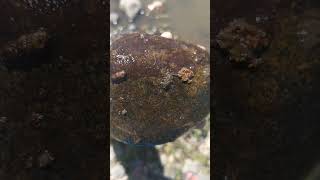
[110,33,210,145]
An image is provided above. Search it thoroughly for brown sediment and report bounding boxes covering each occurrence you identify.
[111,70,127,84]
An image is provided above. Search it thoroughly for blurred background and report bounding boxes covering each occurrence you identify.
[110,0,210,180]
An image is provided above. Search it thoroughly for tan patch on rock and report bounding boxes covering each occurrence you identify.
[178,67,194,83]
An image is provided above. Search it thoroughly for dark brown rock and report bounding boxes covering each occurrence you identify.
[110,33,210,145]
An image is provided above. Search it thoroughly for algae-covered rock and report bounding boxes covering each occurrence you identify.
[217,19,270,68]
[110,33,210,145]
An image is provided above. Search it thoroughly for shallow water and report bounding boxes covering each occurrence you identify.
[165,0,210,48]
[110,0,210,49]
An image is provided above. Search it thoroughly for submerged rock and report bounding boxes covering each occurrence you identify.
[110,33,210,145]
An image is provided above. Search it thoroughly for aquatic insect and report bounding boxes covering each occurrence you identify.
[110,33,210,146]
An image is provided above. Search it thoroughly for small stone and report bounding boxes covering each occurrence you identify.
[256,16,261,23]
[111,163,126,180]
[160,72,173,90]
[0,117,7,123]
[110,145,116,164]
[197,44,206,50]
[128,24,136,31]
[182,159,202,173]
[146,26,158,35]
[160,154,168,164]
[168,155,174,163]
[119,0,142,22]
[110,12,119,25]
[111,70,127,84]
[9,17,15,22]
[147,1,164,12]
[121,109,127,115]
[161,31,173,39]
[38,150,54,168]
[198,131,210,157]
[175,149,183,159]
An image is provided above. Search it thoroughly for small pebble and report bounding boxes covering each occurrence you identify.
[110,12,119,25]
[111,70,127,84]
[38,150,54,168]
[198,131,210,156]
[182,159,202,173]
[147,1,164,12]
[111,163,127,180]
[197,44,206,50]
[121,109,127,115]
[110,145,116,164]
[0,117,7,123]
[119,0,142,22]
[128,23,136,31]
[161,31,173,39]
